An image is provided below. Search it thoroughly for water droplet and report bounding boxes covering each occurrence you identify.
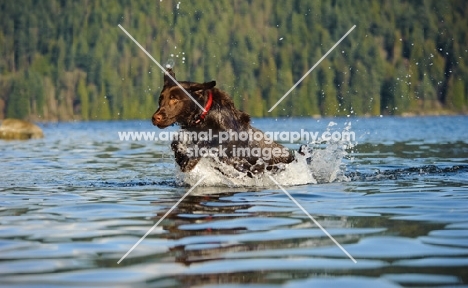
[166,58,175,68]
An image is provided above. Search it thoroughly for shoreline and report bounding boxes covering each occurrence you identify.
[2,112,466,125]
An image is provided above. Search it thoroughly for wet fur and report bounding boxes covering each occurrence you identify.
[152,68,294,176]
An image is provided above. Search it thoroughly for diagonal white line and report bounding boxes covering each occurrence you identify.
[118,24,206,112]
[267,175,357,263]
[117,175,207,264]
[268,25,356,112]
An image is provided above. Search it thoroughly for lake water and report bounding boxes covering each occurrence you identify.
[1,116,467,287]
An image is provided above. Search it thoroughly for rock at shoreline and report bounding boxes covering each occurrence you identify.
[0,119,44,140]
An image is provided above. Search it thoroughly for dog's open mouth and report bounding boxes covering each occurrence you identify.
[154,120,175,129]
[152,115,177,129]
[153,118,176,129]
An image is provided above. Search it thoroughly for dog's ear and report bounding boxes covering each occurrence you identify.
[188,81,216,92]
[164,68,176,86]
[240,112,251,124]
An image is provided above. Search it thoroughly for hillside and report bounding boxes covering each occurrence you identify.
[0,0,467,121]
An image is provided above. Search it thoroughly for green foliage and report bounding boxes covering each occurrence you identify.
[6,74,29,119]
[0,0,467,121]
[77,78,89,120]
[449,77,466,112]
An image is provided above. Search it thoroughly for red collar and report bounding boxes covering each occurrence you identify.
[195,90,213,124]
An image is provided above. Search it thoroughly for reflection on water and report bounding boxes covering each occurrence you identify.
[0,116,467,287]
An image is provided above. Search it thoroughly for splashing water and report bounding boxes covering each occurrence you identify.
[165,58,175,68]
[178,122,355,187]
[307,121,354,183]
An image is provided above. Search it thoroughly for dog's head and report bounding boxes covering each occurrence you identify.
[152,68,216,128]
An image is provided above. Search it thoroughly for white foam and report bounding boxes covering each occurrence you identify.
[178,143,351,188]
[179,152,316,188]
[176,122,354,188]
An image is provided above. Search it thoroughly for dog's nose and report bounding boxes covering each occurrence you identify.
[152,113,163,124]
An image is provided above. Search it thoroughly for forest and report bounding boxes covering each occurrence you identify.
[0,0,467,121]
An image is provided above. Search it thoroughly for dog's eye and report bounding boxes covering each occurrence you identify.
[169,94,175,100]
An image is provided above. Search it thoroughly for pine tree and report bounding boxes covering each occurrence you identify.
[449,77,465,112]
[77,78,89,120]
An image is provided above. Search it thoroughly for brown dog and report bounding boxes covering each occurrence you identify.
[152,68,295,177]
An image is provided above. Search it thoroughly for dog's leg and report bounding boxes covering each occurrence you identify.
[171,141,201,172]
[180,158,201,172]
